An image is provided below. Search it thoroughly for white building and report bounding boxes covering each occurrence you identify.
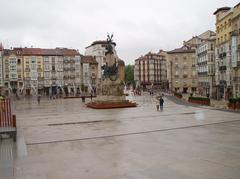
[62,48,81,95]
[196,31,216,98]
[42,49,64,96]
[85,40,117,80]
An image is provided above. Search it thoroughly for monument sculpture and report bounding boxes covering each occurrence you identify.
[87,34,136,109]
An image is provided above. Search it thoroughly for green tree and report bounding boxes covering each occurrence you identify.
[124,64,134,86]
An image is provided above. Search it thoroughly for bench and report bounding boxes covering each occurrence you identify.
[0,99,17,141]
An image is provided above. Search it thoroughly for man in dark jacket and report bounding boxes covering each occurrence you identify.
[159,96,164,111]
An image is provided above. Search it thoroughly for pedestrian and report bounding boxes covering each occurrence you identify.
[82,94,85,103]
[90,93,93,101]
[37,94,41,104]
[159,96,164,111]
[156,101,160,111]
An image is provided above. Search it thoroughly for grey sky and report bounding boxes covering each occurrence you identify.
[0,0,238,64]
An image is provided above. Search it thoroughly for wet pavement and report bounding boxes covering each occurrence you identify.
[2,94,240,178]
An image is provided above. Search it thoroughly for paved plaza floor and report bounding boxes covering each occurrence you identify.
[1,93,240,179]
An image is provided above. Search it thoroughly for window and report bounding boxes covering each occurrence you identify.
[17,59,21,65]
[52,66,55,71]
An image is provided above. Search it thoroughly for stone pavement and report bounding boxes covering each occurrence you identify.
[2,94,240,178]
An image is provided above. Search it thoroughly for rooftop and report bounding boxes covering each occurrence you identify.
[213,7,231,15]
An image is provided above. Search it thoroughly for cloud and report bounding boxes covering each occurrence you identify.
[0,0,238,64]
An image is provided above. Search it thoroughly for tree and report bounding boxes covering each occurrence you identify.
[124,64,134,86]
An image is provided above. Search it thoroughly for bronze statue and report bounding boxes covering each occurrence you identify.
[102,34,118,81]
[106,34,114,55]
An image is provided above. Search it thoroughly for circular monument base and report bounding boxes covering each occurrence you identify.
[86,99,137,109]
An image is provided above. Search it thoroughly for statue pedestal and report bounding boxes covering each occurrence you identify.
[87,79,137,109]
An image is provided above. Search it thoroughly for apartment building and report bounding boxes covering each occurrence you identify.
[3,48,24,96]
[0,44,3,94]
[214,7,233,99]
[167,46,197,93]
[85,40,116,80]
[231,3,240,97]
[22,48,44,95]
[62,48,81,95]
[85,40,125,82]
[42,48,64,96]
[196,31,216,98]
[134,50,167,90]
[81,56,98,93]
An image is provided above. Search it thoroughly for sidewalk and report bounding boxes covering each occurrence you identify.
[176,93,240,112]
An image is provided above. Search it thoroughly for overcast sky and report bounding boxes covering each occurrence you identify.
[0,0,238,64]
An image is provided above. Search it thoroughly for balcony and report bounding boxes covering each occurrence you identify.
[70,75,75,79]
[38,77,44,81]
[219,66,226,71]
[233,77,240,82]
[63,75,69,79]
[25,68,30,72]
[219,52,226,59]
[183,74,188,78]
[24,77,30,81]
[37,68,42,72]
[198,72,208,76]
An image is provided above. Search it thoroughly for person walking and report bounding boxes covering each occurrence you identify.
[90,93,93,101]
[81,94,85,103]
[159,96,164,111]
[37,94,41,104]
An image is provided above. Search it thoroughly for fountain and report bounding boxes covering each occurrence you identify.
[87,34,137,109]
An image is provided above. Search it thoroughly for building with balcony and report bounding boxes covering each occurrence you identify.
[42,48,64,96]
[213,3,240,99]
[3,48,24,96]
[85,40,116,80]
[0,43,3,94]
[167,46,197,94]
[81,56,98,93]
[196,31,216,98]
[231,3,240,98]
[134,50,167,90]
[22,48,44,95]
[62,48,81,95]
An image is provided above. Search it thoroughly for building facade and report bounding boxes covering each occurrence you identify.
[214,7,233,99]
[62,48,81,95]
[167,46,197,93]
[231,3,240,98]
[196,31,216,98]
[85,41,116,80]
[3,48,24,96]
[0,44,3,94]
[81,56,98,93]
[42,49,64,96]
[134,50,167,90]
[22,48,44,95]
[85,40,125,83]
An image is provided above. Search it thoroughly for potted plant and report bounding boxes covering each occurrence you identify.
[228,98,237,110]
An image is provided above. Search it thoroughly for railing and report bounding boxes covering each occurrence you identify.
[0,98,17,141]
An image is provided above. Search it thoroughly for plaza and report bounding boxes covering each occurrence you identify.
[1,93,240,179]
